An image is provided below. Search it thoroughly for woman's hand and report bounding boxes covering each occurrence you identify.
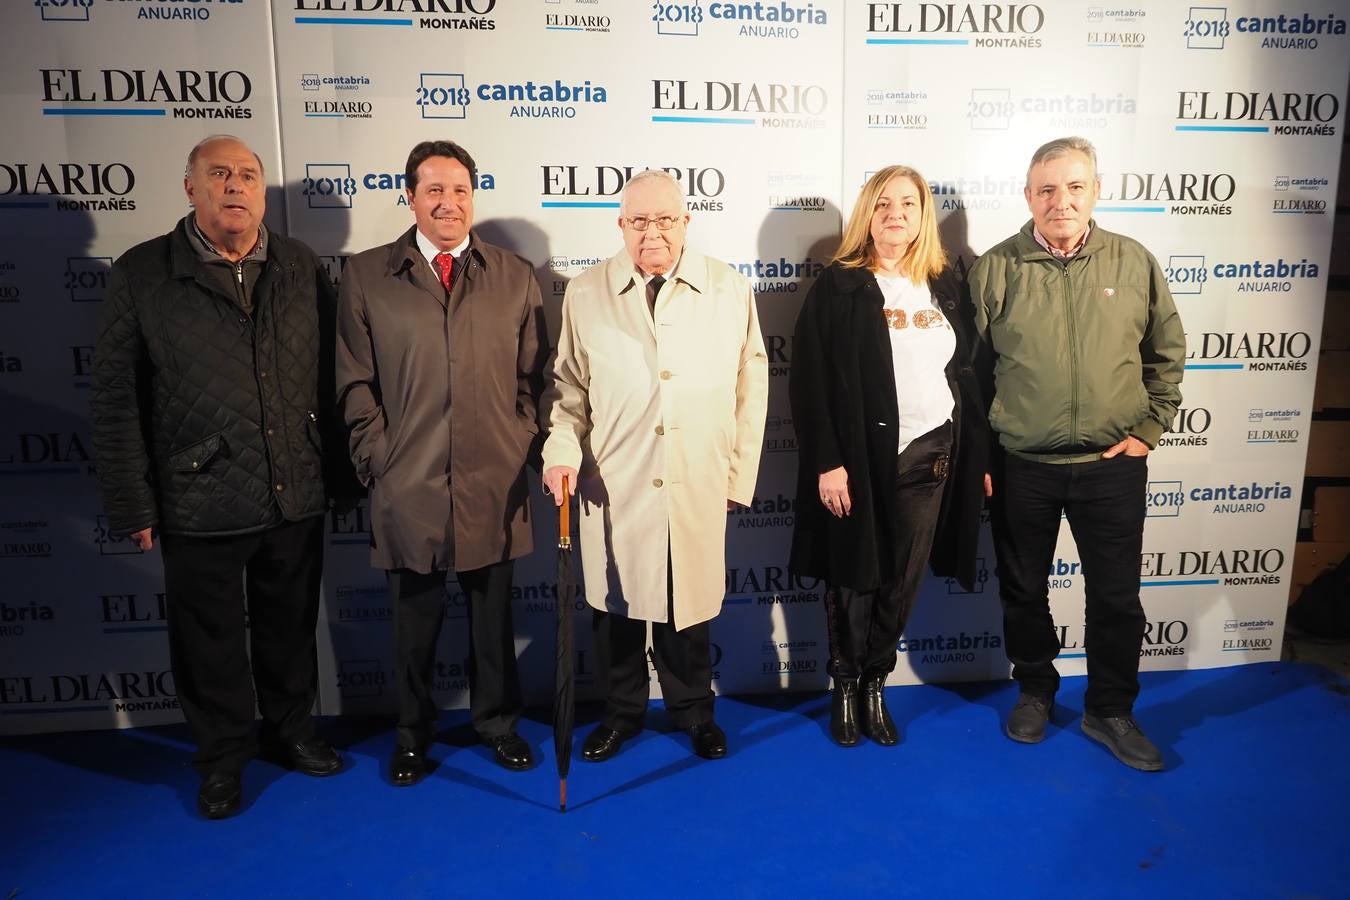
[818,467,851,518]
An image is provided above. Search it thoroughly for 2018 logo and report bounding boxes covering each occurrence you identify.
[420,74,607,121]
[654,1,826,40]
[336,659,385,698]
[1167,255,1207,294]
[966,87,1135,131]
[38,0,248,23]
[94,514,141,555]
[1146,480,1184,517]
[1169,256,1319,296]
[67,257,111,302]
[36,0,93,22]
[1183,6,1229,49]
[416,74,470,119]
[1185,7,1345,52]
[302,163,356,209]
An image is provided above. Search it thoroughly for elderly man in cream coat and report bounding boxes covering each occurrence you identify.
[542,169,768,762]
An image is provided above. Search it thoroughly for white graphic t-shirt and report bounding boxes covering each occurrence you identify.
[875,273,956,455]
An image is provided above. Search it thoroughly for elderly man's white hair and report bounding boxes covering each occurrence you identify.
[619,168,686,214]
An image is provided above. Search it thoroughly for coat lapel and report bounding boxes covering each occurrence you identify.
[388,227,448,310]
[447,239,484,323]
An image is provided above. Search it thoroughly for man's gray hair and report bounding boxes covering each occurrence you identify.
[619,168,686,214]
[1026,136,1097,185]
[184,134,265,178]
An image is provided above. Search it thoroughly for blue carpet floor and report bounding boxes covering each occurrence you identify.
[2,662,1347,899]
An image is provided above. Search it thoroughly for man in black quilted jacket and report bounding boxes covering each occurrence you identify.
[90,135,349,820]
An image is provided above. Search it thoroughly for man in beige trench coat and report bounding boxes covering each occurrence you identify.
[542,169,768,762]
[336,140,549,786]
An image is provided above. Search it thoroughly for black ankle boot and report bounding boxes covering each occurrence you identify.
[861,674,899,746]
[830,678,861,747]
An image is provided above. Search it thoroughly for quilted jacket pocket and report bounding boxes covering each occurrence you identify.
[168,433,223,473]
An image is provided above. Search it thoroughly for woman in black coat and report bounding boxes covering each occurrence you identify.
[788,164,988,747]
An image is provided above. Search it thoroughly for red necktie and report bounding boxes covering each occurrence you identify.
[433,252,454,292]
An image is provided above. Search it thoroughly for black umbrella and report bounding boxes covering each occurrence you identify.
[552,474,577,812]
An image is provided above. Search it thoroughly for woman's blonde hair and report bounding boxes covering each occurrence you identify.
[833,165,946,284]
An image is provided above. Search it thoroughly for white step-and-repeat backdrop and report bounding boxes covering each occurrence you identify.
[2,0,1345,731]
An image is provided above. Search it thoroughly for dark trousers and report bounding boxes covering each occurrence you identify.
[388,560,521,750]
[593,557,714,731]
[160,516,324,777]
[825,421,952,680]
[991,452,1148,716]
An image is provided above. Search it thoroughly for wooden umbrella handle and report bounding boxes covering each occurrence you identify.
[559,474,570,546]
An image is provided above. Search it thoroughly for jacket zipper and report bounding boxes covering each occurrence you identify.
[1061,261,1079,446]
[244,298,277,502]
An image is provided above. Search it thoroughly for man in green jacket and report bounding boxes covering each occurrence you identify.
[968,136,1185,771]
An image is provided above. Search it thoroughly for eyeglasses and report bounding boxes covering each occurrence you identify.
[621,214,683,231]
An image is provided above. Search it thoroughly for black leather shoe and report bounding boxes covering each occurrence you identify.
[1005,693,1054,744]
[1082,714,1164,772]
[389,745,426,787]
[860,675,899,746]
[581,725,639,762]
[197,772,241,820]
[486,733,534,771]
[830,678,861,747]
[688,721,727,760]
[285,737,342,776]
